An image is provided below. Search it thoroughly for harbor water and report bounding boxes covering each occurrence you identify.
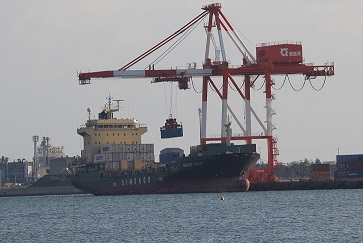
[1,189,362,242]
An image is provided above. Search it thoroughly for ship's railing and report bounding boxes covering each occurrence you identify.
[79,123,147,129]
[257,40,302,47]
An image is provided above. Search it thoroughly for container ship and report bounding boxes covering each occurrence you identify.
[71,96,260,195]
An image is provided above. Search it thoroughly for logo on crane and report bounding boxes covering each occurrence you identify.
[280,48,301,57]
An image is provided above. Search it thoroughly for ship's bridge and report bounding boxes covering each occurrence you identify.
[81,118,146,130]
[78,95,149,163]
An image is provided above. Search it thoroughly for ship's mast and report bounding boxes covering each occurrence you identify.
[105,94,123,119]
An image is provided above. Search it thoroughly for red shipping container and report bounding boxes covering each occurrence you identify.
[311,163,330,172]
[311,171,331,180]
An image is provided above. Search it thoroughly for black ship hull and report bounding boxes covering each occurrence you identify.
[71,152,259,195]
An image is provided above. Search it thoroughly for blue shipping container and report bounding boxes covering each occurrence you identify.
[160,127,183,139]
[337,154,363,163]
[159,152,180,163]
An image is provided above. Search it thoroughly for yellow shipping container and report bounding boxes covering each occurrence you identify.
[121,160,128,171]
[151,163,159,169]
[134,159,143,170]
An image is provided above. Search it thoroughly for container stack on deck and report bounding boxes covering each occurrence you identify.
[336,154,363,179]
[250,154,363,191]
[159,148,184,165]
[93,144,155,171]
[310,164,331,180]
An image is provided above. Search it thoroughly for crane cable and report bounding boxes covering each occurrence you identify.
[204,74,327,93]
[287,74,306,91]
[272,74,287,90]
[164,82,178,118]
[147,15,205,69]
[272,74,327,91]
[309,75,327,91]
[229,78,245,91]
[191,77,203,93]
[209,81,223,92]
[251,79,265,90]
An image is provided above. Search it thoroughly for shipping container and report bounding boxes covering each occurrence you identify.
[126,152,134,161]
[131,144,137,152]
[114,153,121,161]
[127,160,134,170]
[125,144,131,152]
[140,144,146,152]
[137,152,142,160]
[345,162,363,170]
[345,170,363,178]
[161,127,183,139]
[339,162,363,171]
[190,145,206,153]
[311,171,331,180]
[160,147,184,155]
[310,164,330,172]
[115,144,123,152]
[337,154,363,163]
[160,118,183,139]
[105,161,113,171]
[94,154,105,163]
[121,153,128,160]
[112,161,120,171]
[145,152,155,162]
[101,144,116,153]
[151,163,159,169]
[190,146,198,153]
[104,153,113,162]
[144,160,153,168]
[121,160,128,171]
[146,144,154,153]
[160,153,181,163]
[134,159,143,170]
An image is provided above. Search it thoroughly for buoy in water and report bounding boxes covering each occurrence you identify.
[220,191,224,200]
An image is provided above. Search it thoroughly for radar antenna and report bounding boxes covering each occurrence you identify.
[113,99,124,111]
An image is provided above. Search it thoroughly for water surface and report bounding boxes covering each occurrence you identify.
[1,189,362,242]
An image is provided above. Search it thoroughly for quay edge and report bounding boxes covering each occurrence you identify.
[249,178,363,191]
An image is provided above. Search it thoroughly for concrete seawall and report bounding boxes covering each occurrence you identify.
[249,178,363,191]
[0,186,86,197]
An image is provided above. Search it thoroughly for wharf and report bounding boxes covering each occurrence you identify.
[249,178,363,191]
[0,174,86,197]
[0,186,84,197]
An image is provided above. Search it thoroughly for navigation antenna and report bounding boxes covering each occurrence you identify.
[106,94,113,110]
[87,108,92,121]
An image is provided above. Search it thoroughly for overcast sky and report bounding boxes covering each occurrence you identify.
[1,1,362,164]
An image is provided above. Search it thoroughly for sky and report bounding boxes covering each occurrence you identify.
[1,0,362,164]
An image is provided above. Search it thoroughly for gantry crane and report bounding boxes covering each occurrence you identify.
[78,3,334,182]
